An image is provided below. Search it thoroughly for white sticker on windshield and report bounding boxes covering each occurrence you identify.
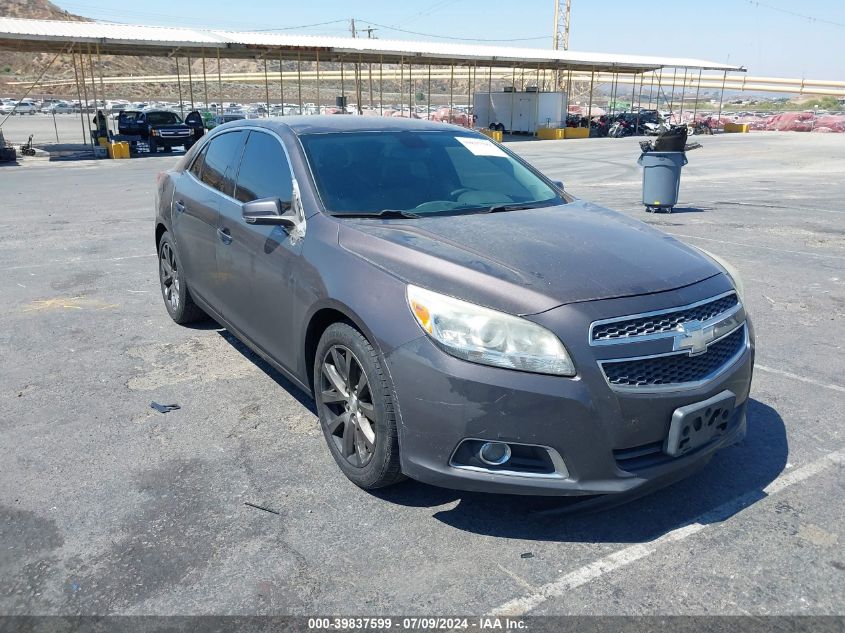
[455,136,507,157]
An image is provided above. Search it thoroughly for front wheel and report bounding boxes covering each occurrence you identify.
[314,323,404,490]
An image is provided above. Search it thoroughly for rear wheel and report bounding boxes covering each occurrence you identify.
[158,232,207,324]
[314,323,404,490]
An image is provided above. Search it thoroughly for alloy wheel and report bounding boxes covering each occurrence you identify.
[159,242,180,311]
[319,345,377,467]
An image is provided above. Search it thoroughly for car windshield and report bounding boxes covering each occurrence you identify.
[299,130,564,216]
[146,111,182,125]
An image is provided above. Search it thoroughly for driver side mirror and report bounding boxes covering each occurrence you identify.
[552,180,564,191]
[242,197,297,228]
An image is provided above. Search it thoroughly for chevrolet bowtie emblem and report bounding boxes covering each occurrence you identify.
[674,320,715,356]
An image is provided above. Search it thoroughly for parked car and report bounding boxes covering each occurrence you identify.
[205,112,246,129]
[155,117,753,498]
[118,109,194,152]
[42,101,76,114]
[0,100,37,115]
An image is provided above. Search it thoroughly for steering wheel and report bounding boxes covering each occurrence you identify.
[450,187,474,200]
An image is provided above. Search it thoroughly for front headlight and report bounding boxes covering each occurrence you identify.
[695,248,745,303]
[406,285,576,376]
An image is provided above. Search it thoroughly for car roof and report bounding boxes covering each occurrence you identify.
[235,115,474,136]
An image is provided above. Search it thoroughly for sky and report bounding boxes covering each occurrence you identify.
[53,0,845,80]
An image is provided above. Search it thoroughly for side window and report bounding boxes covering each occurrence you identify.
[234,131,293,203]
[189,143,208,179]
[200,131,245,197]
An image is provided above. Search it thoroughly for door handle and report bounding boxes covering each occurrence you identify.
[217,227,233,245]
[173,200,185,213]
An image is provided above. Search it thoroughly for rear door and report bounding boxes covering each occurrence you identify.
[172,130,246,312]
[215,129,302,370]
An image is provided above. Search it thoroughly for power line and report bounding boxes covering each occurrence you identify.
[745,1,845,29]
[397,0,460,27]
[253,20,350,33]
[353,19,548,42]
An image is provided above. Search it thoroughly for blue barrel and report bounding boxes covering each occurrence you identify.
[637,151,688,212]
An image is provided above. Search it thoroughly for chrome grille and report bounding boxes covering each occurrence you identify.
[591,293,739,343]
[601,326,746,389]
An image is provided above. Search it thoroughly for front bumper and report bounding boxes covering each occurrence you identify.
[384,277,754,497]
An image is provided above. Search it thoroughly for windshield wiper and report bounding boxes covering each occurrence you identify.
[332,209,421,219]
[485,202,552,213]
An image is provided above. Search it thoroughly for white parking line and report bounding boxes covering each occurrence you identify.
[491,447,845,616]
[755,364,845,394]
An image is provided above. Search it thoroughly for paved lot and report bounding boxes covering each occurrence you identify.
[0,131,843,616]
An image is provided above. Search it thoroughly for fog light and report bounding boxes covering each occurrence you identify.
[479,442,512,466]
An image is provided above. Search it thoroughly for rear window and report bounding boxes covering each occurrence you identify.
[146,111,182,125]
[200,131,246,196]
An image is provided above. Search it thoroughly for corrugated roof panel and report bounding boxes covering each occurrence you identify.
[0,17,744,72]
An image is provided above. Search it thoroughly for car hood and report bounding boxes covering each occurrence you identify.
[337,200,720,316]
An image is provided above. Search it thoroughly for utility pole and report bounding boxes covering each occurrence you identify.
[365,26,376,111]
[553,0,571,91]
[350,19,363,114]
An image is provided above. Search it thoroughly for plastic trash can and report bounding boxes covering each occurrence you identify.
[637,151,688,213]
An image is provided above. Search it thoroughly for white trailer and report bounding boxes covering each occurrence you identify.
[473,90,568,133]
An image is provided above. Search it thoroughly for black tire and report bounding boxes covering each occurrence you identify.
[164,146,173,153]
[314,322,404,490]
[157,231,207,324]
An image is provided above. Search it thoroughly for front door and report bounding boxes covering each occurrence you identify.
[215,129,302,372]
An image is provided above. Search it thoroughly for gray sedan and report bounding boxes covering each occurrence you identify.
[155,116,753,499]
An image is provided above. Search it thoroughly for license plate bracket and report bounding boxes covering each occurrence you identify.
[664,390,736,457]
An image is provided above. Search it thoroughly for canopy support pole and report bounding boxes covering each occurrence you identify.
[669,67,677,123]
[279,50,284,115]
[692,68,702,121]
[76,48,93,152]
[71,48,89,146]
[263,55,270,117]
[96,44,109,137]
[587,70,594,125]
[368,59,374,110]
[427,64,431,115]
[449,63,454,123]
[610,72,617,117]
[487,62,493,129]
[217,49,223,114]
[316,49,321,113]
[649,71,656,110]
[357,54,364,114]
[201,49,208,114]
[86,45,100,145]
[175,55,183,118]
[510,66,516,132]
[186,53,194,110]
[466,63,472,128]
[679,67,688,124]
[378,55,383,115]
[717,70,728,121]
[297,53,303,114]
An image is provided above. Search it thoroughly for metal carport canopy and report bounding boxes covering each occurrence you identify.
[0,17,744,73]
